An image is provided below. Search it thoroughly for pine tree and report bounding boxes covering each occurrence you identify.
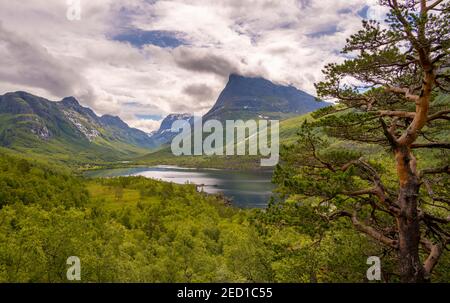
[276,0,449,282]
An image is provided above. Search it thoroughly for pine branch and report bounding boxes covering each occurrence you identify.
[378,110,416,118]
[384,86,420,102]
[426,0,446,11]
[420,165,450,177]
[379,117,399,147]
[411,143,450,149]
[350,211,399,249]
[428,109,450,122]
[421,238,445,279]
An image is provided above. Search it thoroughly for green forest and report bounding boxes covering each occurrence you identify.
[0,151,447,282]
[1,83,449,283]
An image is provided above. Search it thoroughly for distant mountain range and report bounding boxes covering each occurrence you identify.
[0,74,329,162]
[149,74,328,146]
[149,113,194,147]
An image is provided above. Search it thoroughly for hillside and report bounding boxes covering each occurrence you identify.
[0,92,156,164]
[1,113,448,282]
[134,111,321,169]
[4,151,440,283]
[0,74,329,165]
[137,74,330,167]
[136,93,449,169]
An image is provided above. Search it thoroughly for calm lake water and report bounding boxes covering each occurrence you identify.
[85,166,275,208]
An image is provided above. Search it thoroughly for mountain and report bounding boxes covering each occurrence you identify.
[137,74,331,165]
[149,113,194,146]
[99,114,156,149]
[0,75,329,163]
[0,91,156,163]
[135,110,323,169]
[204,73,328,121]
[147,74,328,148]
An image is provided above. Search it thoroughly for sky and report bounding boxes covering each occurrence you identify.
[0,0,387,132]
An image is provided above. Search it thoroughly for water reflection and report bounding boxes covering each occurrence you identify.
[85,166,275,208]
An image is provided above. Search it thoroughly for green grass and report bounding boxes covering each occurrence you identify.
[86,182,159,211]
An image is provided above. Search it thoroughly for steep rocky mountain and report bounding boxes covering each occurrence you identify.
[147,74,328,148]
[139,74,331,161]
[0,91,156,163]
[149,113,193,146]
[203,73,329,121]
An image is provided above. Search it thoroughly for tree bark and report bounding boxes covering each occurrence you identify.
[395,146,426,282]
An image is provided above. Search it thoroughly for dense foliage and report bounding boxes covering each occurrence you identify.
[0,154,268,282]
[4,153,446,282]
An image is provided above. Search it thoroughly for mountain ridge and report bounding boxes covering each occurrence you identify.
[149,113,194,147]
[0,91,156,163]
[203,73,328,121]
[0,74,330,162]
[148,74,329,147]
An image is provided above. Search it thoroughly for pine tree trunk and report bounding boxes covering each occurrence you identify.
[397,180,425,282]
[395,146,425,282]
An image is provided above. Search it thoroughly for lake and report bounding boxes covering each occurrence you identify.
[85,166,275,208]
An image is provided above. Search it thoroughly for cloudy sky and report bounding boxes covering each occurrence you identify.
[0,0,386,132]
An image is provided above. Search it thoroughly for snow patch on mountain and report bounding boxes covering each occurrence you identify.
[63,110,100,142]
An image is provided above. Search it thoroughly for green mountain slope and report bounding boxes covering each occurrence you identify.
[135,92,449,169]
[134,110,322,169]
[0,92,156,165]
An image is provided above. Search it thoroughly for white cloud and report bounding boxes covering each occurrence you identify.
[128,118,163,133]
[0,0,374,131]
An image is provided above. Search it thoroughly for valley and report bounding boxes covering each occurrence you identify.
[1,0,450,286]
[1,84,448,282]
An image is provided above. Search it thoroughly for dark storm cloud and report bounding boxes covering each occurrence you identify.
[173,48,240,77]
[182,84,215,101]
[307,24,339,38]
[297,0,313,9]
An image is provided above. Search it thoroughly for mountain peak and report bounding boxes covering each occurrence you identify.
[228,73,269,83]
[60,96,81,107]
[2,91,43,102]
[165,113,193,120]
[229,73,242,80]
[203,73,328,121]
[100,114,129,128]
[0,90,158,151]
[159,113,193,131]
[148,113,194,145]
